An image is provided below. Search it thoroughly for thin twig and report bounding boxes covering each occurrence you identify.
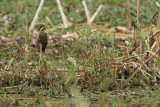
[45,16,54,27]
[62,83,72,98]
[29,0,45,32]
[4,85,22,89]
[17,82,27,94]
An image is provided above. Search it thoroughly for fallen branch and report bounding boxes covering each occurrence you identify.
[82,0,103,24]
[18,98,37,100]
[56,0,69,28]
[29,0,45,32]
[4,85,22,89]
[82,0,90,22]
[156,2,160,8]
[89,5,103,24]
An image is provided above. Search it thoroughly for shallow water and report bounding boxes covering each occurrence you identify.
[0,86,160,107]
[0,86,90,107]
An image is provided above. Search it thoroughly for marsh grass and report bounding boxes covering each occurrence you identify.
[0,0,160,106]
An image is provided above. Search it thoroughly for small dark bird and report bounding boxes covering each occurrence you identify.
[38,25,48,52]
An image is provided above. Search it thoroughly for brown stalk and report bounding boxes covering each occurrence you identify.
[156,2,160,53]
[125,1,132,29]
[144,49,159,64]
[137,0,142,55]
[39,44,43,73]
[137,0,141,30]
[25,15,29,59]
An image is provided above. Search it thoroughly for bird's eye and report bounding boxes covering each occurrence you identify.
[39,26,45,31]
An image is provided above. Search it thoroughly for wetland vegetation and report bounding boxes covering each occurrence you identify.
[0,0,160,106]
